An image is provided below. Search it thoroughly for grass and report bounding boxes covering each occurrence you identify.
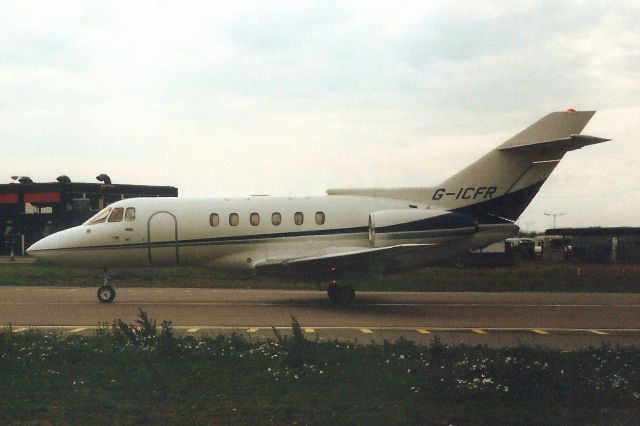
[2,261,640,293]
[1,312,639,425]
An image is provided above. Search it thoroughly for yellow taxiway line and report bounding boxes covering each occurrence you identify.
[532,329,549,335]
[5,325,640,335]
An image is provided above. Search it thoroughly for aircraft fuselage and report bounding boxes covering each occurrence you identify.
[27,195,512,271]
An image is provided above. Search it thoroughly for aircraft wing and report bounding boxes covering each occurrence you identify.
[254,243,438,277]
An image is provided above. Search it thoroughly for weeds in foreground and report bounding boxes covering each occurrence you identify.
[109,308,180,359]
[2,312,640,425]
[272,315,314,368]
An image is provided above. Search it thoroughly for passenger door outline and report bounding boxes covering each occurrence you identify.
[147,211,179,265]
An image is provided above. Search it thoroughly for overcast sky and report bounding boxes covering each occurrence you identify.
[1,1,639,231]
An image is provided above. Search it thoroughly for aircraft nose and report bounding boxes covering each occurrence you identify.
[26,234,56,259]
[26,227,81,263]
[25,240,39,255]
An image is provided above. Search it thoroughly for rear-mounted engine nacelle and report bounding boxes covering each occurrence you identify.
[368,209,476,247]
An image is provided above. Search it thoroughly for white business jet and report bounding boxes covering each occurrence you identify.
[27,110,609,304]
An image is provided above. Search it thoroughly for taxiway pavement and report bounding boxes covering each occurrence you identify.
[2,286,639,349]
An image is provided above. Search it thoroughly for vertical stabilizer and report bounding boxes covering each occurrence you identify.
[436,110,606,223]
[327,110,609,224]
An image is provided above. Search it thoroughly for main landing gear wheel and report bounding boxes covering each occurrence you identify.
[327,285,356,305]
[97,285,116,303]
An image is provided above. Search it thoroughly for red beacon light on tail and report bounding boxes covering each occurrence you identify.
[566,108,576,113]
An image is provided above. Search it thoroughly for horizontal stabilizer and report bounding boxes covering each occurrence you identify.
[499,134,610,153]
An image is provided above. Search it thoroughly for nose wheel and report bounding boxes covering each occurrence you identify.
[97,271,116,303]
[97,285,116,303]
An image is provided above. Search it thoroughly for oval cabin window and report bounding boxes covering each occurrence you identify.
[315,211,325,225]
[250,212,260,226]
[209,213,219,227]
[294,212,304,225]
[229,213,239,226]
[272,212,281,226]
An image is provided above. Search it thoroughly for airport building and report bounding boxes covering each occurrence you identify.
[0,175,177,256]
[546,227,640,263]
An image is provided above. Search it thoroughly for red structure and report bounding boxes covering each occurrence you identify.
[1,176,177,255]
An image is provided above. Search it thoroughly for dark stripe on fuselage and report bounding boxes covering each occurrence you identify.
[29,212,477,254]
[29,226,369,253]
[375,212,475,233]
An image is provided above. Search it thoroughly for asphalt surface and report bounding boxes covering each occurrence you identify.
[2,286,640,349]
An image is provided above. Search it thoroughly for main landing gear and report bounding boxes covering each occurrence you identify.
[326,267,356,305]
[327,284,355,305]
[97,271,116,303]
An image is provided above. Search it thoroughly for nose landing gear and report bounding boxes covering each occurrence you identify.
[97,271,116,303]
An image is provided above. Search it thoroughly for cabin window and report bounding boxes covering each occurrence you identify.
[250,212,260,226]
[229,213,239,226]
[84,207,112,225]
[294,211,304,225]
[315,211,325,225]
[272,212,281,226]
[125,207,136,221]
[209,213,220,227]
[108,207,124,222]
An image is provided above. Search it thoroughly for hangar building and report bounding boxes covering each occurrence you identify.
[546,227,640,263]
[1,176,177,256]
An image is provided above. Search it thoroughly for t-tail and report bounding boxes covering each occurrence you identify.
[327,110,610,224]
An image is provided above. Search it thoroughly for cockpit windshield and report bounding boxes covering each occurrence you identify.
[84,207,112,226]
[108,207,124,222]
[83,206,136,225]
